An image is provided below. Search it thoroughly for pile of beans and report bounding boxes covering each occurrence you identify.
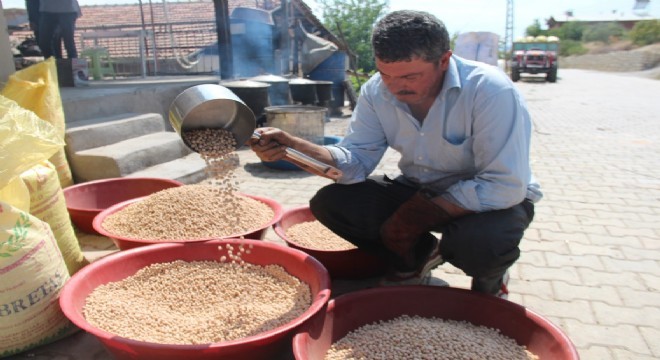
[325,315,539,360]
[102,184,274,240]
[103,122,275,241]
[182,128,240,191]
[103,129,274,241]
[84,249,312,345]
[86,122,315,345]
[287,220,357,251]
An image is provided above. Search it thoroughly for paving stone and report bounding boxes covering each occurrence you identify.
[638,273,660,291]
[592,302,660,327]
[518,263,582,284]
[567,242,624,258]
[586,234,643,248]
[522,295,595,323]
[578,268,648,290]
[579,346,614,360]
[547,249,606,268]
[639,326,660,358]
[601,257,659,274]
[516,249,547,266]
[513,278,554,300]
[610,349,658,360]
[539,229,592,244]
[563,320,650,355]
[606,226,658,238]
[552,282,623,306]
[521,236,571,254]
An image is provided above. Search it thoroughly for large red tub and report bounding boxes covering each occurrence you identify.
[63,177,183,234]
[273,205,387,279]
[60,239,331,360]
[93,192,283,250]
[293,286,579,360]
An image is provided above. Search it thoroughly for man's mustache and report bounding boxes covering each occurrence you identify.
[396,90,416,95]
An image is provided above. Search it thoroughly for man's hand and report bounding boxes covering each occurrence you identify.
[380,190,453,263]
[248,127,292,162]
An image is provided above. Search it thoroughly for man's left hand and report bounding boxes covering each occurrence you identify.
[380,191,453,262]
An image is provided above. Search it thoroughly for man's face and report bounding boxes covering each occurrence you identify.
[376,52,451,106]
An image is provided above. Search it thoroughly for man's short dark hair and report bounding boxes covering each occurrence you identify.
[372,10,450,63]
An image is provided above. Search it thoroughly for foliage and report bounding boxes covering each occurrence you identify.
[317,0,389,73]
[525,19,544,37]
[450,32,459,51]
[547,21,586,41]
[582,22,626,43]
[628,20,660,46]
[521,17,660,55]
[347,69,373,93]
[557,39,587,56]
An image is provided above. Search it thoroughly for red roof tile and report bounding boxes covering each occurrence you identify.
[8,0,339,71]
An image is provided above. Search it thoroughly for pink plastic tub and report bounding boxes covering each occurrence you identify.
[60,239,331,360]
[93,193,283,250]
[63,177,183,234]
[293,286,579,360]
[273,205,387,279]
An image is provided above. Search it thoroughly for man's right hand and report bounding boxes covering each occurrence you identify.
[248,127,292,162]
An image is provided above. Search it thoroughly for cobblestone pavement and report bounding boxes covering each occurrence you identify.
[238,69,660,359]
[8,69,659,359]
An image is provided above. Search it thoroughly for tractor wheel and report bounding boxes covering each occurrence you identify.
[546,68,557,83]
[511,68,520,82]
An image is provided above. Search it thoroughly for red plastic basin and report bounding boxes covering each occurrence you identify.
[63,177,183,234]
[93,193,283,250]
[293,286,579,360]
[59,239,331,360]
[273,205,387,279]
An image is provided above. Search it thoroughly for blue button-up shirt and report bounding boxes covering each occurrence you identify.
[325,55,542,212]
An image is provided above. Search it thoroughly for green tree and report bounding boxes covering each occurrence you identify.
[557,39,587,56]
[548,21,585,41]
[582,22,626,43]
[629,20,660,46]
[317,0,389,73]
[525,19,545,37]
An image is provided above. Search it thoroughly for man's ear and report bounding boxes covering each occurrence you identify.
[440,51,452,71]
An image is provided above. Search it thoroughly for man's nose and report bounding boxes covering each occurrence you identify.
[385,77,404,91]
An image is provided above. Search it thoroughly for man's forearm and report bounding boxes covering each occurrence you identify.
[289,137,337,167]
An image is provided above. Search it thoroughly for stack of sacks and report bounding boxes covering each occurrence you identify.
[0,59,87,358]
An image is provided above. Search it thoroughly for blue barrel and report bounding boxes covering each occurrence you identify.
[308,51,346,115]
[231,18,275,77]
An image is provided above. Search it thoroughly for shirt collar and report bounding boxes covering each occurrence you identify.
[443,55,462,95]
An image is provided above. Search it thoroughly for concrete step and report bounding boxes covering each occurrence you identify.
[69,132,193,182]
[126,153,210,185]
[64,112,168,153]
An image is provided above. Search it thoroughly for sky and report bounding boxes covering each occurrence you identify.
[2,0,659,39]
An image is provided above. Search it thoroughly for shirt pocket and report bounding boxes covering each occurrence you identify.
[428,135,474,172]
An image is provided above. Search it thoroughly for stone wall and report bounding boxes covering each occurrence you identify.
[561,47,660,72]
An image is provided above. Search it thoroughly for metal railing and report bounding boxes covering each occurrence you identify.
[77,20,220,78]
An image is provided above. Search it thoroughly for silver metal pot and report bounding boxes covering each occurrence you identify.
[264,105,326,145]
[250,74,292,106]
[288,78,318,105]
[221,80,271,117]
[168,84,256,150]
[313,80,334,108]
[261,105,342,180]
